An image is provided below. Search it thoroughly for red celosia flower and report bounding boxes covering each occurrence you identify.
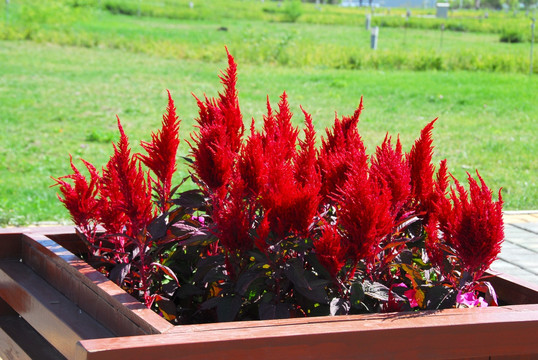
[190,118,237,191]
[315,223,347,278]
[190,49,244,192]
[335,162,395,272]
[262,176,320,238]
[294,107,320,187]
[101,117,154,238]
[370,135,411,218]
[424,215,445,273]
[318,98,368,201]
[138,90,181,211]
[406,119,437,212]
[211,175,254,253]
[257,96,320,237]
[51,156,101,238]
[435,159,449,197]
[262,93,299,162]
[432,171,504,281]
[238,119,267,198]
[254,213,271,255]
[218,47,244,154]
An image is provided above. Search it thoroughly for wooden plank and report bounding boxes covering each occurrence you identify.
[0,260,114,359]
[486,270,538,304]
[20,232,173,336]
[0,232,21,260]
[0,314,65,360]
[0,296,16,316]
[76,305,538,360]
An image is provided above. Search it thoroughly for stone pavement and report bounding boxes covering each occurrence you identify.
[489,211,538,285]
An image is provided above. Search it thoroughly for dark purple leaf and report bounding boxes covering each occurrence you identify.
[216,295,242,322]
[109,263,131,286]
[148,214,168,239]
[330,298,351,316]
[259,302,291,320]
[152,262,180,286]
[173,189,206,209]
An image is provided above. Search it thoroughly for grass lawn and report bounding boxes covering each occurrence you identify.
[0,39,536,225]
[1,3,536,73]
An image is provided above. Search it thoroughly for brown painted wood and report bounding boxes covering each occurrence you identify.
[0,296,16,316]
[2,227,538,360]
[0,232,22,260]
[19,231,173,336]
[0,314,66,360]
[0,260,114,359]
[76,304,538,360]
[486,270,538,304]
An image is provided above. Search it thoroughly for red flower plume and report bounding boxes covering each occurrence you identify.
[211,175,254,253]
[51,156,101,237]
[370,135,411,218]
[315,223,347,278]
[318,98,367,201]
[238,119,266,198]
[257,96,320,238]
[336,162,395,272]
[101,117,154,238]
[139,90,181,210]
[434,171,504,281]
[294,106,320,187]
[406,119,437,212]
[190,49,244,192]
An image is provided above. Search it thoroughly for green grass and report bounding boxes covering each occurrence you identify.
[1,1,537,73]
[0,40,536,226]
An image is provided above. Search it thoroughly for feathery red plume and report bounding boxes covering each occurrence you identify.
[139,90,181,210]
[319,98,367,201]
[190,50,244,191]
[101,117,154,238]
[370,135,411,217]
[51,156,101,237]
[336,161,395,271]
[436,171,504,281]
[315,223,347,278]
[406,119,437,211]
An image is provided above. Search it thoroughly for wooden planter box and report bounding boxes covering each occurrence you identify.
[1,226,538,360]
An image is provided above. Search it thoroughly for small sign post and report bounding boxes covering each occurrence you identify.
[371,26,379,50]
[5,0,9,24]
[440,23,445,50]
[531,18,536,76]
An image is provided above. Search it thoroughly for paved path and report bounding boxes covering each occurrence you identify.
[490,211,538,285]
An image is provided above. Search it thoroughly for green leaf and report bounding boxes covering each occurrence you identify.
[151,262,180,286]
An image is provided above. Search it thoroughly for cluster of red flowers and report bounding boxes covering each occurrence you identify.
[189,51,504,289]
[52,92,181,306]
[54,50,505,318]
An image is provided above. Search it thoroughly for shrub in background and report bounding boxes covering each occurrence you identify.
[54,49,504,324]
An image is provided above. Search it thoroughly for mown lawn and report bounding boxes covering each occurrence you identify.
[0,39,536,225]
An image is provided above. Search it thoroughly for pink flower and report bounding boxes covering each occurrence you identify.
[456,290,488,308]
[404,289,419,308]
